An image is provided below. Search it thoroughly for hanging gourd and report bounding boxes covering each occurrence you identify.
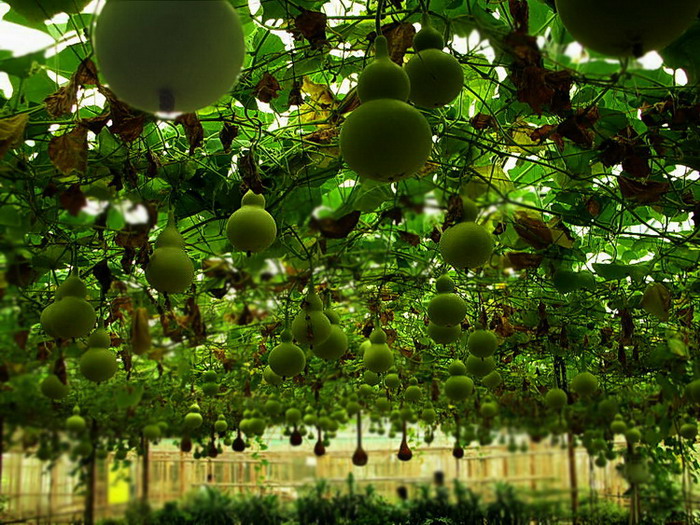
[439,220,494,270]
[40,271,96,339]
[92,0,246,114]
[79,328,118,383]
[340,35,433,183]
[226,190,277,254]
[291,291,332,346]
[362,327,394,373]
[268,329,306,377]
[145,212,195,294]
[311,309,348,360]
[404,16,464,108]
[428,275,466,326]
[444,359,474,402]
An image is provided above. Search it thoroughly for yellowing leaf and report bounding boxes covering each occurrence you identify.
[48,125,88,175]
[0,113,29,159]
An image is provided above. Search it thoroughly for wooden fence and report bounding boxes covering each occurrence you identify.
[0,431,639,523]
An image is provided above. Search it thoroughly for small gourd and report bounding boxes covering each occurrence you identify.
[226,190,277,253]
[428,274,466,327]
[66,406,87,434]
[444,359,474,402]
[40,374,69,399]
[145,213,195,293]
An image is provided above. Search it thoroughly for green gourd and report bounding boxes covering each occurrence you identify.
[427,322,461,344]
[145,214,195,293]
[40,374,69,399]
[80,328,118,383]
[439,221,494,269]
[41,272,96,339]
[357,36,410,103]
[93,0,246,114]
[268,330,306,377]
[291,292,332,346]
[405,17,464,108]
[467,330,498,358]
[363,328,394,373]
[311,310,348,360]
[226,190,277,253]
[428,275,467,326]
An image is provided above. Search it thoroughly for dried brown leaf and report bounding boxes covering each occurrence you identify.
[48,125,88,175]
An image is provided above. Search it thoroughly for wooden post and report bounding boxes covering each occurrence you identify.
[85,450,96,525]
[567,432,578,524]
[142,436,150,505]
[0,415,4,495]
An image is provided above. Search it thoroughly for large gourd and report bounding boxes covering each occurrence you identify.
[226,190,277,253]
[428,275,466,326]
[80,328,118,382]
[291,291,332,346]
[555,0,700,57]
[93,0,246,114]
[145,213,195,294]
[340,36,432,183]
[404,17,464,108]
[362,328,394,373]
[40,272,96,339]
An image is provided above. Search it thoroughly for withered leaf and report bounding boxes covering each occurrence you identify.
[81,112,111,135]
[294,10,328,49]
[618,176,669,204]
[59,183,86,216]
[379,22,416,64]
[508,0,529,34]
[513,211,553,250]
[238,150,264,194]
[75,58,99,87]
[506,252,543,270]
[471,113,497,130]
[175,113,203,155]
[92,259,113,293]
[254,72,282,103]
[398,230,420,246]
[49,125,88,175]
[219,121,238,153]
[44,82,79,118]
[0,112,29,159]
[288,80,303,106]
[310,210,361,239]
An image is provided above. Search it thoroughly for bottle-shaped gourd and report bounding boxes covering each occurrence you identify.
[226,190,277,253]
[145,212,195,293]
[444,359,474,402]
[40,271,96,339]
[269,329,306,377]
[80,328,118,383]
[362,327,394,373]
[311,309,348,360]
[340,36,432,183]
[405,16,464,108]
[291,291,332,346]
[428,275,466,326]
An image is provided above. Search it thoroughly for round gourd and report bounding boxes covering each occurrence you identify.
[66,414,86,434]
[80,348,118,382]
[404,385,422,403]
[427,322,461,344]
[414,22,444,52]
[73,441,93,457]
[680,423,698,440]
[263,365,282,385]
[93,0,246,114]
[311,325,347,360]
[428,292,466,326]
[44,296,96,339]
[384,373,400,390]
[448,359,467,376]
[482,370,502,389]
[624,460,650,484]
[467,330,498,358]
[184,411,203,429]
[143,424,161,441]
[202,370,217,383]
[611,418,628,434]
[444,375,474,402]
[40,374,69,399]
[435,274,455,294]
[641,282,670,321]
[268,341,306,377]
[405,48,464,108]
[55,274,87,300]
[248,418,266,436]
[340,98,433,183]
[226,191,277,253]
[571,372,598,396]
[554,0,700,57]
[264,399,281,416]
[363,342,394,373]
[357,36,410,102]
[369,328,387,344]
[292,295,332,346]
[421,407,436,423]
[201,382,218,396]
[145,247,195,294]
[286,408,302,425]
[480,402,498,418]
[465,355,496,378]
[363,370,380,386]
[214,418,228,433]
[687,379,700,402]
[439,222,494,269]
[545,388,568,410]
[375,396,392,412]
[625,427,641,444]
[87,328,111,349]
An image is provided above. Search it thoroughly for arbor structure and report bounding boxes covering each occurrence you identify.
[1,0,700,522]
